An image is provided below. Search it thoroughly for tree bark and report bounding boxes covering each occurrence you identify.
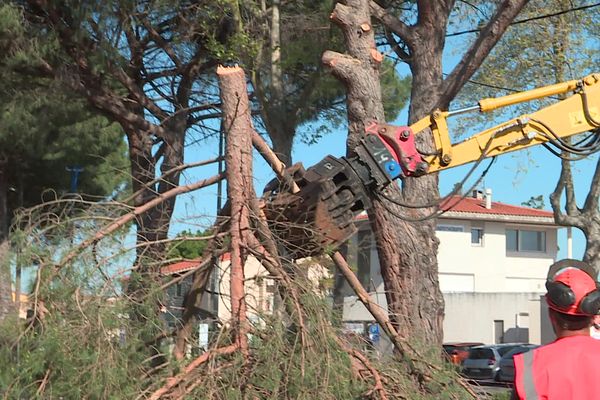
[218,65,255,354]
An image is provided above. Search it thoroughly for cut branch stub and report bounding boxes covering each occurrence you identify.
[322,1,385,154]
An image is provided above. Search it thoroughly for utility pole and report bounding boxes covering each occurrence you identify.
[216,123,225,215]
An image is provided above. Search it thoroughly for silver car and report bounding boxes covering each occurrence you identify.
[496,344,539,382]
[462,344,524,380]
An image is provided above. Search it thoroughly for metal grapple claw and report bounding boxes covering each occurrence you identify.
[262,155,371,258]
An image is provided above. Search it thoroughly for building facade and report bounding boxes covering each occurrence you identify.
[341,190,559,346]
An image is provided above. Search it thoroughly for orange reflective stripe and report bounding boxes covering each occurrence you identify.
[522,350,539,400]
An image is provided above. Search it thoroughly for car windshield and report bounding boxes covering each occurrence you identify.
[501,346,533,359]
[469,348,494,359]
[497,346,520,357]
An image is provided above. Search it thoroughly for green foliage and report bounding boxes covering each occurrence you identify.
[0,203,158,398]
[0,4,129,230]
[167,229,214,260]
[455,0,598,121]
[522,195,545,209]
[221,312,366,399]
[2,198,475,399]
[0,78,129,207]
[0,4,24,51]
[180,290,368,399]
[1,299,145,398]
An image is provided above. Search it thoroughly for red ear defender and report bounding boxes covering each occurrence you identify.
[545,259,600,316]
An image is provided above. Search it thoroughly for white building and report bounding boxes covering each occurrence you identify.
[341,190,559,346]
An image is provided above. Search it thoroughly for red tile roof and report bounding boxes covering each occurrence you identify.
[356,211,368,221]
[161,259,201,275]
[354,196,553,220]
[161,253,231,275]
[439,196,553,217]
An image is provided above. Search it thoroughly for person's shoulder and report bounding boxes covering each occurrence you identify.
[583,336,600,348]
[554,335,600,351]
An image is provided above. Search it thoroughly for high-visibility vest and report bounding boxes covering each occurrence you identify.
[514,335,600,399]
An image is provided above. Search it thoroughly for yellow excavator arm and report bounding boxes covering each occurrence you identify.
[417,73,600,172]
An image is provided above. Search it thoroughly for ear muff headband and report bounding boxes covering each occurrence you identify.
[546,259,600,316]
[546,259,598,282]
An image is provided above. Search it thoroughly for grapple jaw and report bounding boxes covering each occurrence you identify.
[262,156,371,258]
[262,122,426,258]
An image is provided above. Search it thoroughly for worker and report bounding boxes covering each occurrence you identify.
[512,259,600,399]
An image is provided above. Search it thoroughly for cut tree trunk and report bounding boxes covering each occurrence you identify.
[218,65,255,354]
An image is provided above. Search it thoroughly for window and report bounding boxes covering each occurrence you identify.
[436,224,464,232]
[471,228,484,246]
[506,229,518,251]
[506,229,546,252]
[176,283,183,297]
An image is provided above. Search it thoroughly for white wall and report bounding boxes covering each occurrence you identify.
[436,219,557,293]
[343,292,543,345]
[340,217,560,346]
[217,256,274,324]
[443,292,542,344]
[216,256,329,325]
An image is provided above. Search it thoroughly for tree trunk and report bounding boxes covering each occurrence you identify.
[219,65,255,354]
[330,0,528,346]
[325,0,446,344]
[269,129,294,166]
[370,29,447,342]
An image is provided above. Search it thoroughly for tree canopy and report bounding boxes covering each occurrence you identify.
[0,4,129,234]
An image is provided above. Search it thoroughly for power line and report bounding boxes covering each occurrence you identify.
[450,74,522,93]
[442,73,563,103]
[447,2,600,37]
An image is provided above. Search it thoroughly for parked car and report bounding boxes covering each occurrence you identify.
[496,344,539,382]
[462,343,525,380]
[443,342,484,365]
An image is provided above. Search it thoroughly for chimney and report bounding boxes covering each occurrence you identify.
[472,189,484,200]
[485,188,492,209]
